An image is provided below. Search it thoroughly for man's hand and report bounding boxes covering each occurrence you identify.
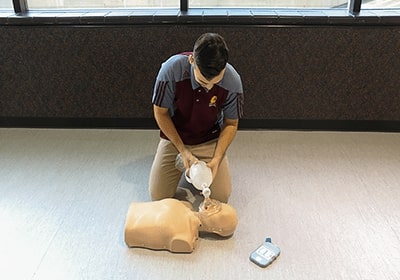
[180,148,198,171]
[206,158,220,181]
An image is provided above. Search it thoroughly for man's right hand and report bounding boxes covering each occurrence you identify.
[180,149,198,171]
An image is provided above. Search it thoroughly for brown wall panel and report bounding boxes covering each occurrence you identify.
[1,25,400,121]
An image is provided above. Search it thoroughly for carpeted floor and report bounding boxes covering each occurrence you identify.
[0,128,399,280]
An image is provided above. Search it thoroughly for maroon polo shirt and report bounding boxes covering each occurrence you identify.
[152,53,243,145]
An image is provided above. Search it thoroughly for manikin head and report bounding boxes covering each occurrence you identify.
[197,199,238,237]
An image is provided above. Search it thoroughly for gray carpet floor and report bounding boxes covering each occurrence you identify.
[0,128,399,280]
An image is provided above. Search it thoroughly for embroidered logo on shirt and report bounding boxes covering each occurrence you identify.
[209,96,217,107]
[183,70,190,79]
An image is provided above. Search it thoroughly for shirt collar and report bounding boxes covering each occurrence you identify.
[190,64,223,92]
[190,64,201,90]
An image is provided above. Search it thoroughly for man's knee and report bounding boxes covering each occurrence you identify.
[210,185,231,203]
[149,185,176,201]
[149,170,181,201]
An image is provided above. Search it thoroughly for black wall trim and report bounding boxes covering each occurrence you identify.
[238,119,400,132]
[0,117,158,129]
[12,0,28,13]
[1,117,399,132]
[348,0,362,15]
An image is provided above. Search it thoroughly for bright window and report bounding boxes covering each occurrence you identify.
[0,0,12,9]
[2,0,352,10]
[189,1,347,8]
[28,0,179,9]
[3,0,400,10]
[363,0,400,8]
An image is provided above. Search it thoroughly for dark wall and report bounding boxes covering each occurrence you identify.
[1,25,400,127]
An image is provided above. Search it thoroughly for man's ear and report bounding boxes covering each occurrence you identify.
[188,54,194,64]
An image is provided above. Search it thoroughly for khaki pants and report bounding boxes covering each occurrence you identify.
[149,138,232,203]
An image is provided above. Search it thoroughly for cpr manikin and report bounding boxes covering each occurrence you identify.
[124,161,238,253]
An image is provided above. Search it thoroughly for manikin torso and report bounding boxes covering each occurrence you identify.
[124,198,238,253]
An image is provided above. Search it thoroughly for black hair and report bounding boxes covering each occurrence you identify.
[193,33,229,80]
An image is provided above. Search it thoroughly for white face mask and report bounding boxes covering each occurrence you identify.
[185,160,212,191]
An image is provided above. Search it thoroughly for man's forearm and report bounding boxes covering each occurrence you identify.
[213,118,239,163]
[153,105,199,170]
[153,105,186,153]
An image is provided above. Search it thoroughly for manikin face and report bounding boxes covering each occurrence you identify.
[197,199,238,237]
[189,55,226,91]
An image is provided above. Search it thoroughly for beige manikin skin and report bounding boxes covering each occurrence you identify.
[124,198,238,253]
